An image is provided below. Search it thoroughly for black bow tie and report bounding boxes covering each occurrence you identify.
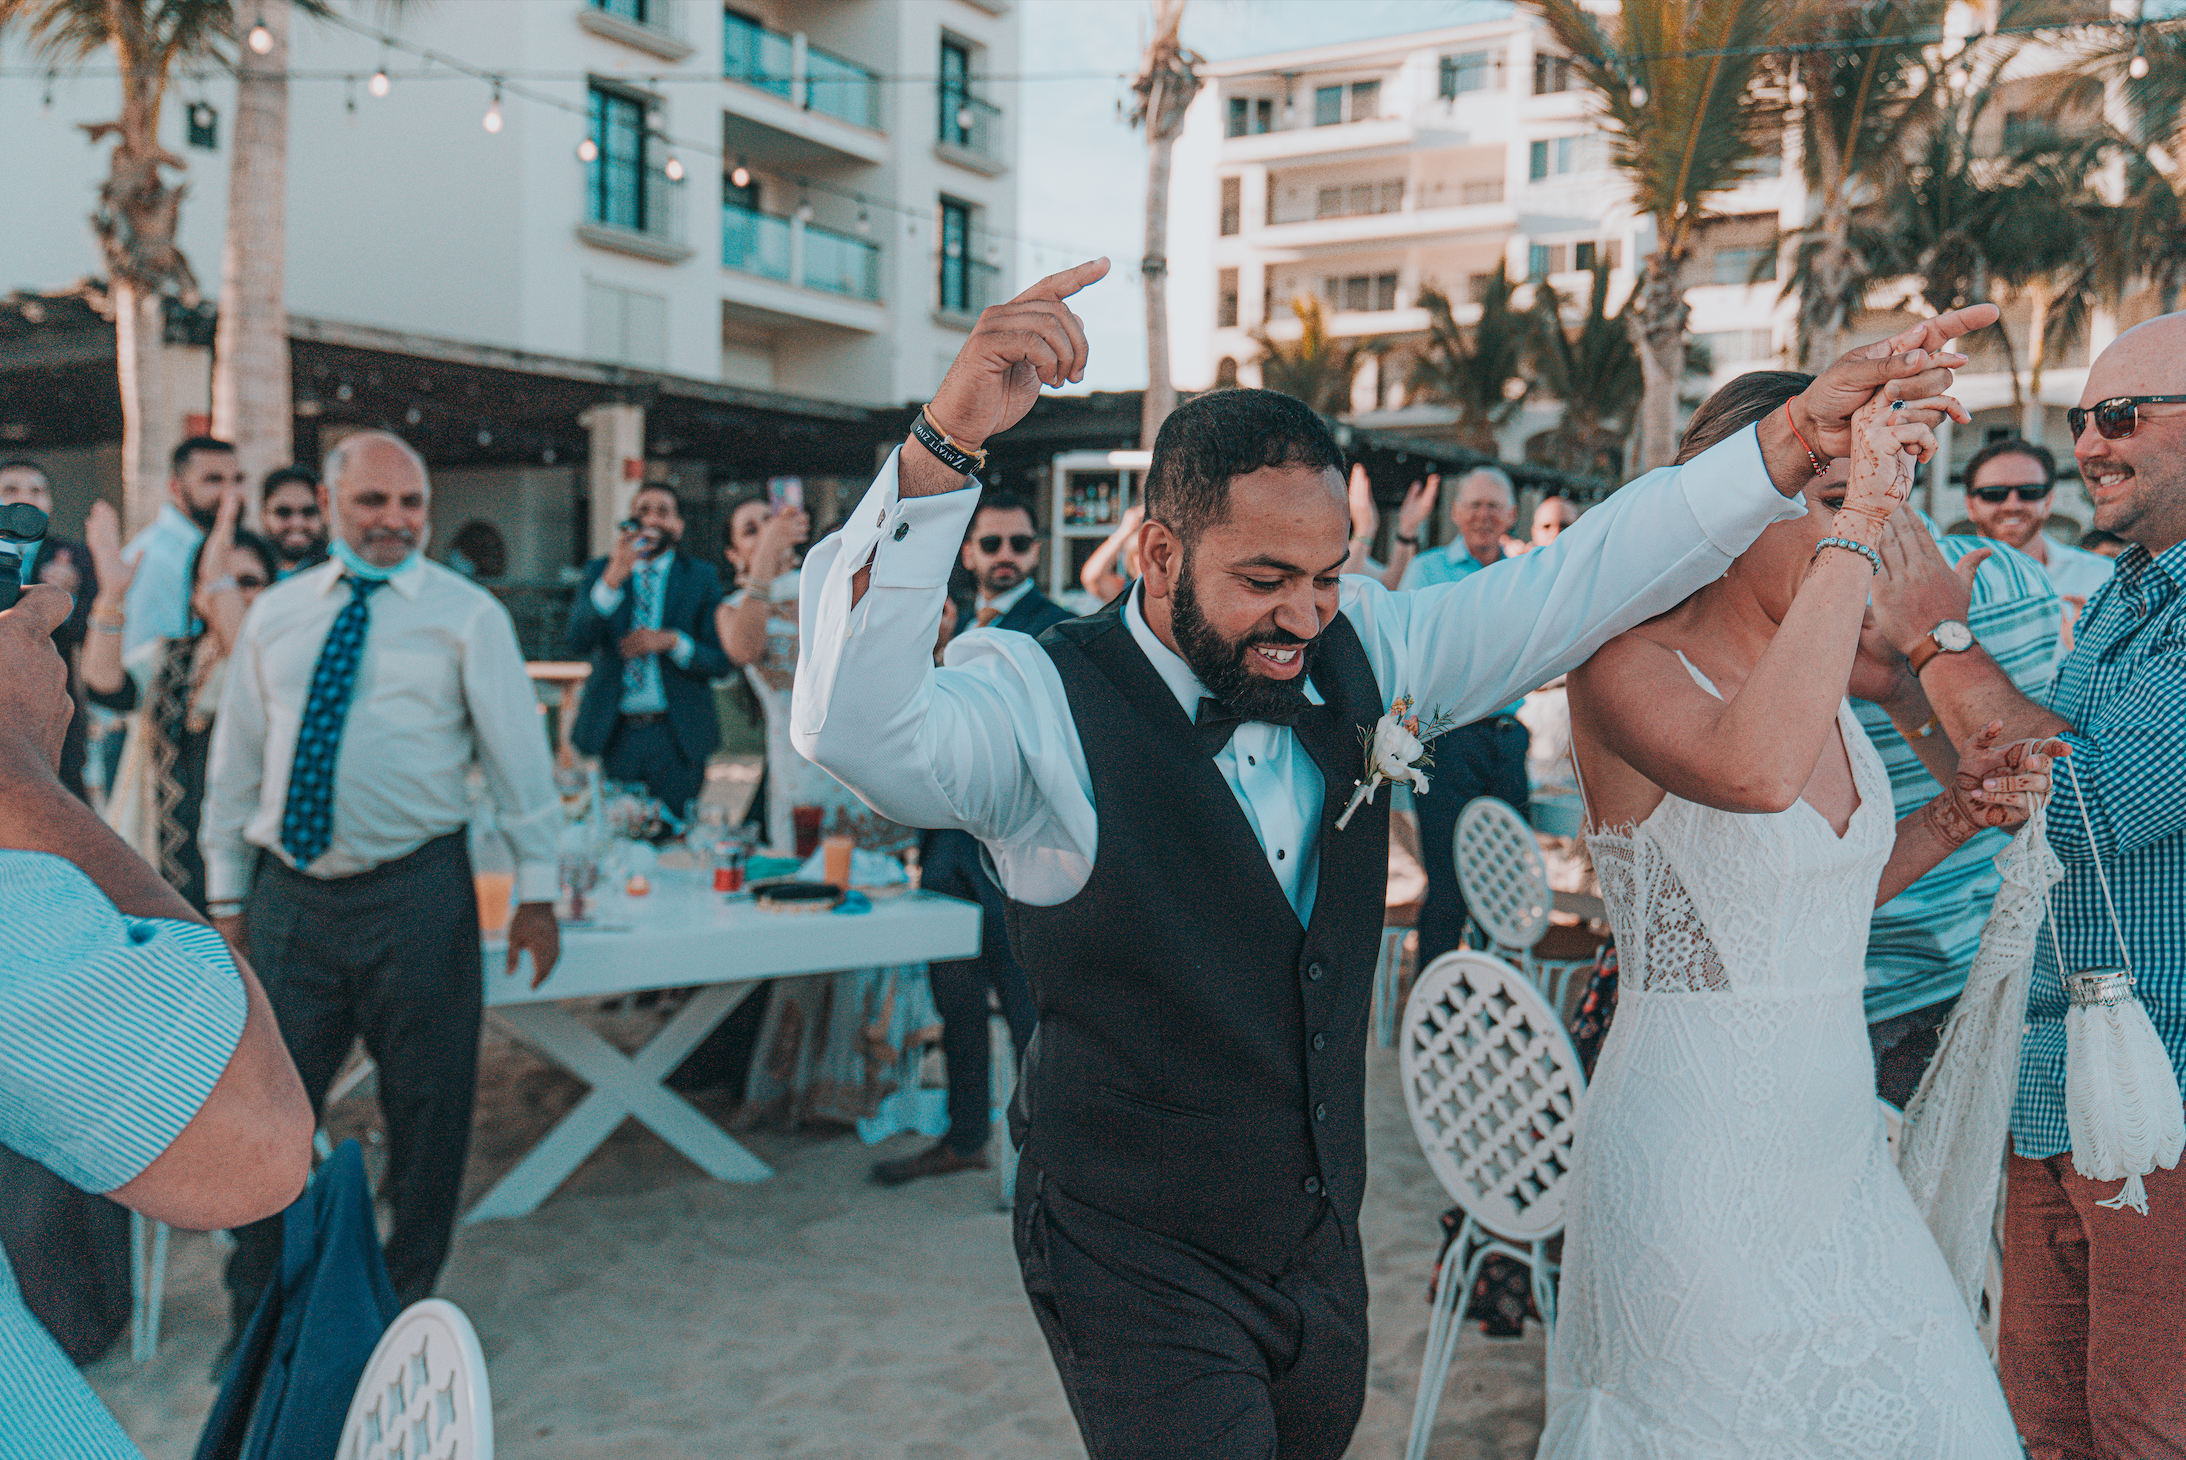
[1195,696,1304,756]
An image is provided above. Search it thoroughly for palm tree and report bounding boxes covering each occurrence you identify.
[1251,296,1375,416]
[1526,265,1641,477]
[1776,0,1944,366]
[213,0,291,494]
[1131,0,1201,450]
[1535,0,1781,471]
[1406,267,1529,456]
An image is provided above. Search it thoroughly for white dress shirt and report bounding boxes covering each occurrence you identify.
[202,557,562,904]
[2035,537,2117,604]
[588,550,698,714]
[120,503,205,656]
[793,432,1802,911]
[975,577,1035,624]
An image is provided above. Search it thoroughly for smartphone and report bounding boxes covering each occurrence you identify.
[767,476,803,512]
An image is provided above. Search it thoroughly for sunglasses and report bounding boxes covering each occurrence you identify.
[2066,395,2186,441]
[233,575,269,591]
[266,504,320,520]
[1968,485,2051,504]
[976,534,1037,554]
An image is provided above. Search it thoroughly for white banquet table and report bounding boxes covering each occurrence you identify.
[467,873,981,1223]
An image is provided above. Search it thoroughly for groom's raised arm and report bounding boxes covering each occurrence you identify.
[1356,303,2002,720]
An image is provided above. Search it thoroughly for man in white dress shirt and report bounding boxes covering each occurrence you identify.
[203,431,562,1344]
[794,257,1997,1458]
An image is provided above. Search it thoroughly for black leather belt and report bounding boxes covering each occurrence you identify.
[620,711,670,726]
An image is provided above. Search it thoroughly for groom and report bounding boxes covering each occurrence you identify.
[793,258,1995,1458]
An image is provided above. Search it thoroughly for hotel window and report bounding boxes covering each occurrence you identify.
[1220,176,1241,236]
[587,84,650,231]
[1440,50,1497,97]
[1527,243,1570,280]
[1534,54,1573,94]
[1314,85,1343,127]
[1217,268,1239,328]
[1226,96,1274,137]
[940,198,973,312]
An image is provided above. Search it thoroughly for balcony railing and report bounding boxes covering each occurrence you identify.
[724,11,880,131]
[723,204,882,303]
[584,160,684,252]
[938,90,1006,164]
[940,256,999,317]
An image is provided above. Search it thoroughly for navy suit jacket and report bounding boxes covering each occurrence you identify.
[566,552,731,763]
[958,586,1073,641]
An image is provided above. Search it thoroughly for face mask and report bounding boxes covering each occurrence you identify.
[332,538,421,581]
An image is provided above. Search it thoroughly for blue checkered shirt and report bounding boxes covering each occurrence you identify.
[0,852,247,1458]
[2014,536,2186,1159]
[1857,536,2060,1022]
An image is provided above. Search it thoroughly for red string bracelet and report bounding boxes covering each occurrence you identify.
[1783,399,1826,476]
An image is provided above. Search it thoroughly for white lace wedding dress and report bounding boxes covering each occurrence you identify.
[1538,657,2021,1460]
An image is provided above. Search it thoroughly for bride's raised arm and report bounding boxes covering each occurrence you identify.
[1568,393,1938,827]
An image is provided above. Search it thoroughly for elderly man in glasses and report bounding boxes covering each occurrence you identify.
[1872,314,2186,1457]
[1960,438,2115,613]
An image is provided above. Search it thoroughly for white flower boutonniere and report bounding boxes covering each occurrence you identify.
[1336,696,1459,830]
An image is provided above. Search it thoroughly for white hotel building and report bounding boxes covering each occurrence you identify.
[1165,15,2129,530]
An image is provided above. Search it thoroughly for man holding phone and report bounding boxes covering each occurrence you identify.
[567,484,731,815]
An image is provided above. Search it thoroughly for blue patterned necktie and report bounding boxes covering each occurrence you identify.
[623,561,662,703]
[280,576,387,867]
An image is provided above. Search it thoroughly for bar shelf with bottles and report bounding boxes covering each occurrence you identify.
[1047,450,1152,604]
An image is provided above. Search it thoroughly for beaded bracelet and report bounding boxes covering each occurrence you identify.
[1782,399,1826,476]
[1815,535,1881,574]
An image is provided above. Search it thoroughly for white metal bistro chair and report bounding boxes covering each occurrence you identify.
[1453,797,1597,1013]
[337,1298,493,1460]
[1400,951,1585,1460]
[1371,900,1420,1048]
[993,1012,1020,1212]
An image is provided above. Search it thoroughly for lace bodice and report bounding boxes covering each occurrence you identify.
[1583,657,1892,998]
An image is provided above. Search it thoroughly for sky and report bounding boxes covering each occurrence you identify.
[1015,0,1506,393]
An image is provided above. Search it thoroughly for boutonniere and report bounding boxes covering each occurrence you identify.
[1336,696,1459,829]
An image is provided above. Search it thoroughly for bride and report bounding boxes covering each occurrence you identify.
[1541,378,2058,1458]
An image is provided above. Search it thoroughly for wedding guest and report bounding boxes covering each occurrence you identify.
[874,495,1069,1187]
[0,459,98,798]
[258,467,327,579]
[1870,312,2186,1455]
[1400,466,1531,969]
[567,483,729,816]
[715,492,929,1131]
[203,431,562,1342]
[82,495,275,913]
[121,436,244,656]
[1340,466,1439,590]
[1527,494,1579,551]
[1960,438,2115,612]
[795,257,1987,1457]
[0,579,310,1458]
[960,491,1068,632]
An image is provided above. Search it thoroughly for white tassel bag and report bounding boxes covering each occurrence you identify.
[2053,759,2185,1215]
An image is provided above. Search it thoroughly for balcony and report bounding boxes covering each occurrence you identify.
[1255,199,1518,251]
[936,90,1008,176]
[577,162,692,264]
[578,0,693,63]
[723,11,887,167]
[937,257,1000,327]
[721,204,886,332]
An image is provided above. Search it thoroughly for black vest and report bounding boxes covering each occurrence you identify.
[1008,598,1390,1275]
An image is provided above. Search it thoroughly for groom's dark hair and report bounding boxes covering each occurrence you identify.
[1675,370,1816,465]
[1143,389,1345,544]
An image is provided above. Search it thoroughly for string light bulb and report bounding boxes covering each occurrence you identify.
[482,83,503,133]
[664,154,685,182]
[247,16,273,54]
[1629,83,1648,106]
[577,137,599,162]
[730,157,751,189]
[1788,78,1808,104]
[368,68,390,98]
[2130,46,2151,78]
[956,105,975,132]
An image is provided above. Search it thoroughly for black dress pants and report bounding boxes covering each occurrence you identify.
[1413,715,1531,970]
[1014,1164,1368,1460]
[602,714,707,817]
[920,829,1037,1155]
[225,832,481,1333]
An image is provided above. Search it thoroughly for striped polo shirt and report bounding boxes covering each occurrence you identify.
[1855,533,2061,1024]
[0,852,247,1459]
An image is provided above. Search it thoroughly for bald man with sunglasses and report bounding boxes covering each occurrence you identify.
[1873,315,2186,1457]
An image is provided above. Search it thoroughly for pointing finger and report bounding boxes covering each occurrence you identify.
[1015,257,1111,306]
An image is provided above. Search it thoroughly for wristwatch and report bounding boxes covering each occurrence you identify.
[1906,619,1975,675]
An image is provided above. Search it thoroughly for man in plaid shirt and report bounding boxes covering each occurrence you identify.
[1875,312,2186,1458]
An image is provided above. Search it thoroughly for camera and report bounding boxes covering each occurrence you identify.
[0,503,49,612]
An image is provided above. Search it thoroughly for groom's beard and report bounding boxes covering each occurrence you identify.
[1171,558,1318,722]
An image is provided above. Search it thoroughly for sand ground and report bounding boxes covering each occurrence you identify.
[87,1004,1546,1460]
